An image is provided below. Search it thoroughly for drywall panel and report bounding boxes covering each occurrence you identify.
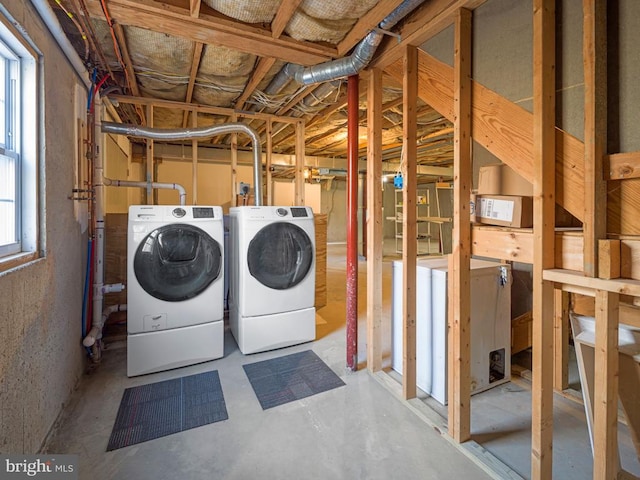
[272,181,321,212]
[0,0,86,453]
[323,178,347,243]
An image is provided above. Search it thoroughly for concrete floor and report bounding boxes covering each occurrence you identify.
[43,242,640,479]
[43,243,491,480]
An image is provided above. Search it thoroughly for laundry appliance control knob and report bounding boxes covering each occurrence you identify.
[172,207,186,218]
[276,208,288,217]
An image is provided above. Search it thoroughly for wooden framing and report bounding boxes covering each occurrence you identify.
[191,111,198,204]
[583,0,608,277]
[448,7,472,443]
[531,1,556,478]
[145,104,153,204]
[265,120,273,206]
[295,120,305,206]
[231,113,238,203]
[553,290,570,391]
[82,0,336,65]
[401,45,418,400]
[366,67,383,373]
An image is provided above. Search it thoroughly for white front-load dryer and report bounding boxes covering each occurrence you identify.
[229,206,316,354]
[127,205,224,376]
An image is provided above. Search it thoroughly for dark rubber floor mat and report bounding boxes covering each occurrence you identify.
[242,350,345,410]
[107,370,227,450]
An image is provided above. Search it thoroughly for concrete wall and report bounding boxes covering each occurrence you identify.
[0,0,87,453]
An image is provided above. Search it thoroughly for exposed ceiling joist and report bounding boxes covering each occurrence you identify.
[371,0,487,70]
[336,0,406,56]
[271,0,303,38]
[82,0,338,65]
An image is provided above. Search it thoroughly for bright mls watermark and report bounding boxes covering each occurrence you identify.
[0,455,77,479]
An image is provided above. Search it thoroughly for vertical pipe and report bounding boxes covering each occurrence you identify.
[346,74,359,371]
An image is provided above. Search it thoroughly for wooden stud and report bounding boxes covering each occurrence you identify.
[598,239,621,280]
[231,113,238,204]
[145,104,153,204]
[583,0,608,278]
[401,44,418,400]
[366,67,383,373]
[384,52,585,222]
[265,119,273,206]
[553,289,569,391]
[531,1,556,479]
[295,120,305,206]
[593,289,620,480]
[191,111,198,204]
[448,7,472,443]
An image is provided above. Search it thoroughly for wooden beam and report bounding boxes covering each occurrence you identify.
[112,23,146,125]
[544,268,640,298]
[271,0,302,38]
[83,0,336,66]
[366,67,383,373]
[371,0,487,70]
[276,84,319,116]
[189,0,200,17]
[265,119,273,205]
[337,0,405,56]
[295,120,305,205]
[592,289,620,480]
[108,94,299,123]
[553,289,570,391]
[583,0,608,277]
[182,41,204,128]
[607,151,640,180]
[531,1,555,479]
[401,45,418,400]
[235,57,276,111]
[448,7,472,444]
[385,52,586,222]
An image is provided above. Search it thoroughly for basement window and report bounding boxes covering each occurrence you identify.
[0,11,38,269]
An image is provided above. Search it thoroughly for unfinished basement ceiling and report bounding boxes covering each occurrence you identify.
[51,0,454,173]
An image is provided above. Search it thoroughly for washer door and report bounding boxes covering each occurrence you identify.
[247,222,313,290]
[134,224,222,301]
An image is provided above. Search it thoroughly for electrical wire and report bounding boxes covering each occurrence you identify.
[54,0,89,61]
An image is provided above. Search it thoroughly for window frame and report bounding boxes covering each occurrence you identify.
[0,8,40,270]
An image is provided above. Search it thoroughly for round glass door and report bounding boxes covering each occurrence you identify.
[134,224,222,301]
[247,222,313,290]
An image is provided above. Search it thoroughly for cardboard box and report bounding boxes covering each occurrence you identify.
[476,195,533,228]
[478,163,533,196]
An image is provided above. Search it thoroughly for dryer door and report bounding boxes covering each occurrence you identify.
[134,224,222,301]
[247,222,313,290]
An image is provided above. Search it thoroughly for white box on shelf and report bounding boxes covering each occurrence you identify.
[391,257,511,405]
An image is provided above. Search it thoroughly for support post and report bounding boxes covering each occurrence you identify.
[346,74,359,371]
[448,7,472,443]
[531,1,556,478]
[295,120,305,206]
[402,46,418,399]
[366,68,383,372]
[145,104,154,204]
[191,110,198,204]
[553,289,570,391]
[266,119,273,205]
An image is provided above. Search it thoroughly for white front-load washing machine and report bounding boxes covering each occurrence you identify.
[228,206,316,354]
[127,205,224,376]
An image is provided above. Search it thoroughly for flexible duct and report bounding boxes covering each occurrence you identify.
[267,0,424,88]
[101,121,263,205]
[103,178,187,205]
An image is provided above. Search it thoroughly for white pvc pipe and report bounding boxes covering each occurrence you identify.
[83,304,127,347]
[29,0,91,89]
[92,96,106,346]
[103,178,187,205]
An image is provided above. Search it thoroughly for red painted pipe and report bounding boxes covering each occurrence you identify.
[346,75,359,371]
